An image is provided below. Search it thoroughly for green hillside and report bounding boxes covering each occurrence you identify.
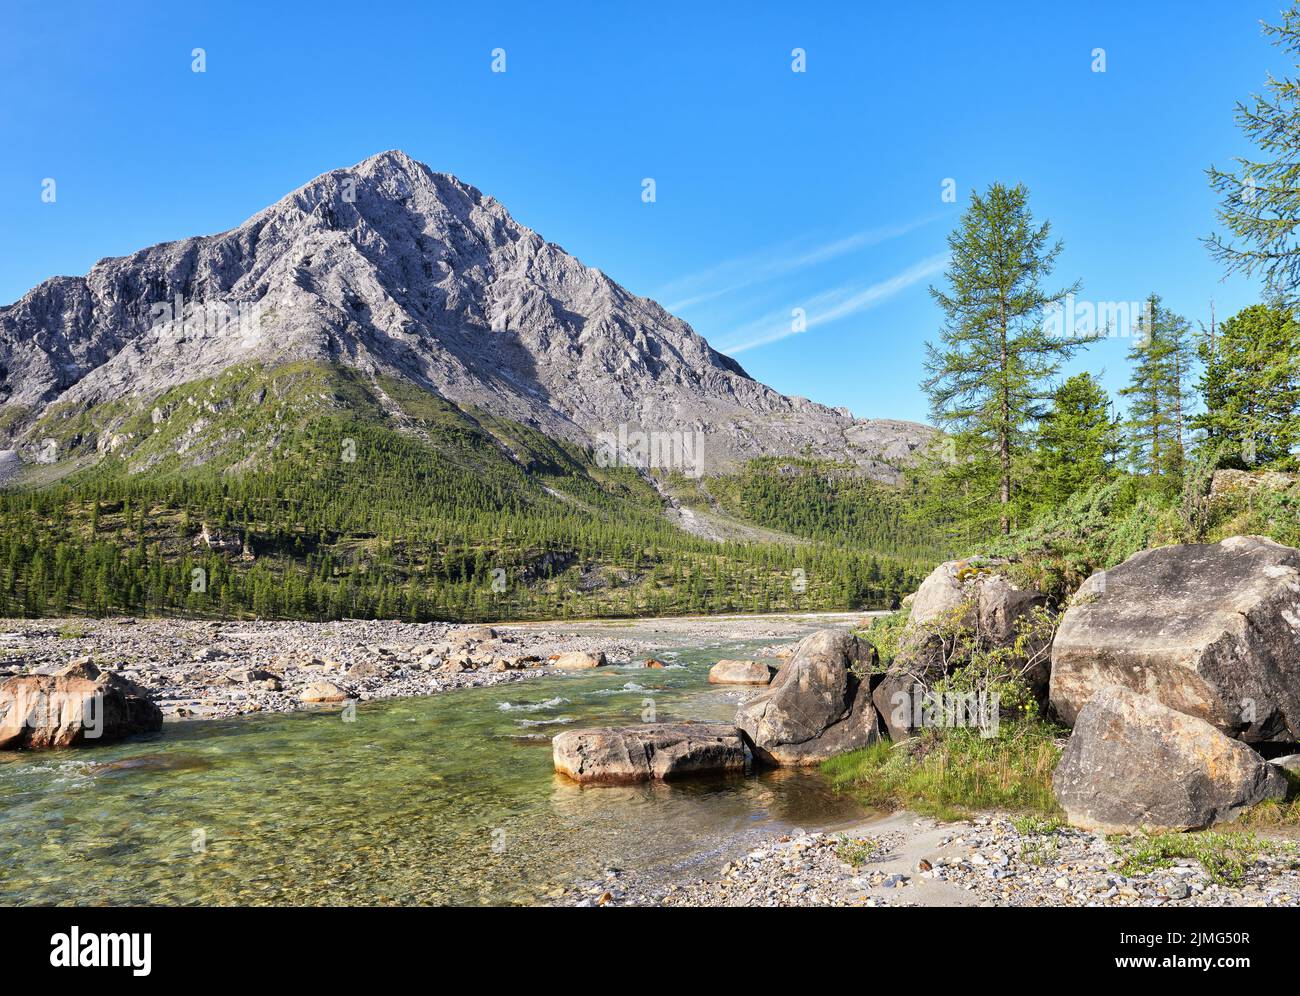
[0,362,947,622]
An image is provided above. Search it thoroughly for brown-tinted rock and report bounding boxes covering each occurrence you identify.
[552,723,746,784]
[708,659,773,685]
[0,671,162,749]
[552,651,607,670]
[299,681,355,704]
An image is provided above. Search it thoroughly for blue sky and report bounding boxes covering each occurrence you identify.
[0,0,1286,423]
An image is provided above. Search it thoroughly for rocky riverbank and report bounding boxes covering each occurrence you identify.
[0,612,860,722]
[557,812,1300,907]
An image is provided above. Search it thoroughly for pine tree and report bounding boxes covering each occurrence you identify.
[1192,302,1300,467]
[922,182,1088,535]
[1206,3,1300,303]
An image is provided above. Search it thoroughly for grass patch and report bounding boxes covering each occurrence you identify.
[1115,830,1299,886]
[1235,768,1300,826]
[1012,813,1064,836]
[822,721,1065,821]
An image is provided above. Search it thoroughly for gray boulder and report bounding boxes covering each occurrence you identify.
[872,666,935,742]
[1050,536,1300,742]
[1053,685,1286,833]
[734,629,879,765]
[908,557,1048,641]
[552,723,747,784]
[872,560,1051,741]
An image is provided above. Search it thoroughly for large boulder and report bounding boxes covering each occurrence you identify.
[872,667,933,742]
[908,558,1048,641]
[1050,536,1300,742]
[1053,685,1286,833]
[872,562,1051,741]
[734,629,880,765]
[708,659,773,685]
[552,723,747,784]
[0,665,163,749]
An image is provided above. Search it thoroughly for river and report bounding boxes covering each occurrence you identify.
[0,622,870,905]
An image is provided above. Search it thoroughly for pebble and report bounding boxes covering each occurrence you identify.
[553,816,1300,908]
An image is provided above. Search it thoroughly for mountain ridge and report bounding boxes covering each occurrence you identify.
[0,150,931,481]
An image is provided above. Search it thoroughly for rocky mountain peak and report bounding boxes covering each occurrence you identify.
[0,151,931,478]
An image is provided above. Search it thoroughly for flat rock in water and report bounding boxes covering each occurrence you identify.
[708,659,773,685]
[1053,685,1286,833]
[1050,536,1300,742]
[299,681,355,704]
[552,651,607,670]
[552,723,747,784]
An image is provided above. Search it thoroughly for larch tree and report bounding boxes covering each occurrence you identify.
[1206,3,1300,303]
[922,182,1088,535]
[1120,294,1194,483]
[1035,372,1120,508]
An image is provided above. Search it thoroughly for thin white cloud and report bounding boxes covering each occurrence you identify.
[718,253,947,355]
[660,215,939,312]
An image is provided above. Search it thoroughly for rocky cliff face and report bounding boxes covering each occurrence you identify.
[0,150,930,479]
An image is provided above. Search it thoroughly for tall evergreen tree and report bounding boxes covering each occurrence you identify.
[1206,3,1300,303]
[1121,294,1193,483]
[922,182,1087,535]
[1192,302,1300,467]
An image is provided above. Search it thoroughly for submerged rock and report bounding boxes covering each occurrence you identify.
[552,723,747,784]
[1053,685,1286,833]
[708,659,773,685]
[0,670,163,749]
[735,629,879,765]
[1050,536,1300,741]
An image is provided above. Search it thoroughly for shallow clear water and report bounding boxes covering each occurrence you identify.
[0,636,867,906]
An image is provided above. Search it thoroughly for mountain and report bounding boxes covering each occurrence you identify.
[0,150,929,483]
[0,152,947,623]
